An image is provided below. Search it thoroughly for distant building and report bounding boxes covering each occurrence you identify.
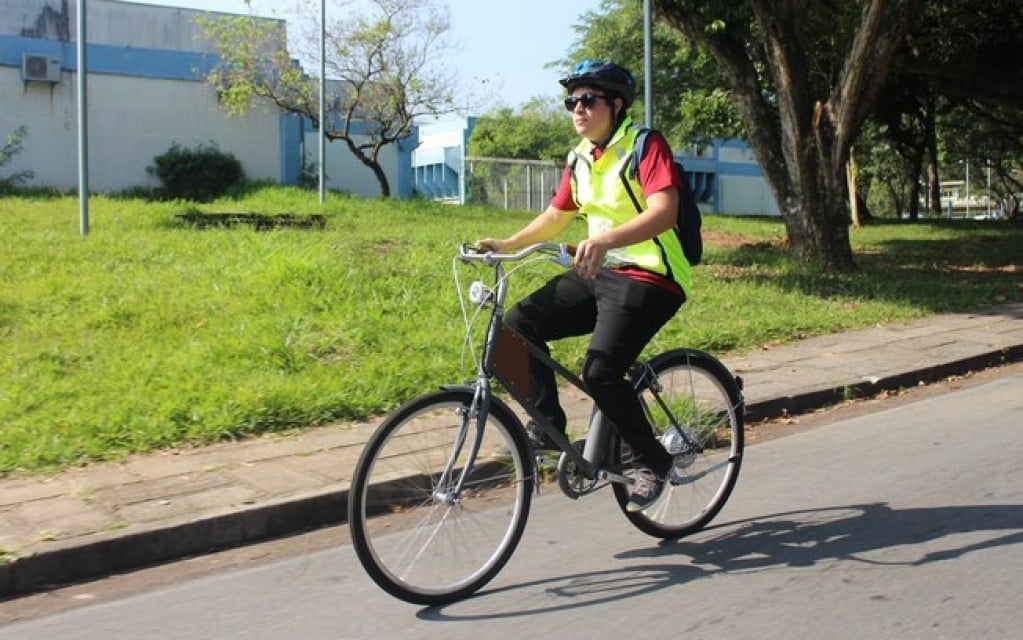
[678,138,781,216]
[413,116,781,215]
[935,179,997,218]
[1,0,416,196]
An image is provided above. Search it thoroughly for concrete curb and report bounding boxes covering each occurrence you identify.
[743,345,1023,421]
[0,488,350,598]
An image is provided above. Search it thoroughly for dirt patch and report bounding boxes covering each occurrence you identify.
[175,212,327,230]
[704,230,786,251]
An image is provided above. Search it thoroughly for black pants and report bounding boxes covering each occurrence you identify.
[503,269,684,475]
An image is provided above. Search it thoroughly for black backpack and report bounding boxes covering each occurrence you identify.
[628,128,704,266]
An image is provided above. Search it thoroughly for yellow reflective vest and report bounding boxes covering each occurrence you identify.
[568,119,691,293]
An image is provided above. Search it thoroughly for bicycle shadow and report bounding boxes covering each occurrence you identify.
[417,502,1023,621]
[631,502,1023,571]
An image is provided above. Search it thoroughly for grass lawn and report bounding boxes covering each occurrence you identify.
[1,187,1020,474]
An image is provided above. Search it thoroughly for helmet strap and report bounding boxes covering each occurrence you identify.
[598,96,627,148]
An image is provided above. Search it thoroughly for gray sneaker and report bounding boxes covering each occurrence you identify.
[626,466,665,512]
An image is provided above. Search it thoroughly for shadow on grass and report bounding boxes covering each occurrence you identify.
[708,218,1021,315]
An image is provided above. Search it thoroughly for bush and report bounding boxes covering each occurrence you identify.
[0,126,34,193]
[147,142,245,202]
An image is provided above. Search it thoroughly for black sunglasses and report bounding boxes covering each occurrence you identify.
[564,92,607,111]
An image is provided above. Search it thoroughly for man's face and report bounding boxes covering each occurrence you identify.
[565,85,617,143]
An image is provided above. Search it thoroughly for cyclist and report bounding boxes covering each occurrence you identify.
[476,60,691,512]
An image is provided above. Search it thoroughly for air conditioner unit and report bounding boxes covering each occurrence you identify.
[21,54,62,83]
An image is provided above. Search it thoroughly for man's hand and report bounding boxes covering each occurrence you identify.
[573,236,610,279]
[474,239,504,252]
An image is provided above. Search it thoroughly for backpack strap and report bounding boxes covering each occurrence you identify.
[566,149,582,210]
[627,127,651,181]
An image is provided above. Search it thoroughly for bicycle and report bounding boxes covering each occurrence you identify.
[348,242,745,605]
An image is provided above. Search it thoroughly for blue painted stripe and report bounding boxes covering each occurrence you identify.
[1,35,217,80]
[715,161,763,177]
[304,115,400,139]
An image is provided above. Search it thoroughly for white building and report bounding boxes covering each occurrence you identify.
[1,0,416,196]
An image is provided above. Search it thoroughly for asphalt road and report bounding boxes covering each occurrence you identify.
[2,364,1021,640]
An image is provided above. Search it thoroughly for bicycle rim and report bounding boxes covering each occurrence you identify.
[348,389,533,605]
[615,350,744,538]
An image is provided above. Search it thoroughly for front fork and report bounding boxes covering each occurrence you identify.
[433,381,492,505]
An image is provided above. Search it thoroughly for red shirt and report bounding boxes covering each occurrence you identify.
[551,130,683,295]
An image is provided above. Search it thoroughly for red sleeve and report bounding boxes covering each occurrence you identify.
[637,131,681,197]
[549,163,577,211]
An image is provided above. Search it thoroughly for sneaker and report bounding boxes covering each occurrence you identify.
[525,421,560,452]
[626,466,665,512]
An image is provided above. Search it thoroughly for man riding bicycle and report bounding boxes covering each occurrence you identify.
[477,60,691,512]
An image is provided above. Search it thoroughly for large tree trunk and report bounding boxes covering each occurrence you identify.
[906,143,925,220]
[766,99,855,269]
[655,0,921,273]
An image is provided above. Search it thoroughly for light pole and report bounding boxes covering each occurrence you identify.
[318,0,326,204]
[986,161,991,217]
[965,160,970,216]
[77,0,89,236]
[643,0,652,127]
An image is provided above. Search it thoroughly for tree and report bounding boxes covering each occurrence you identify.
[858,0,1023,220]
[902,0,1023,111]
[467,98,576,162]
[651,0,922,272]
[566,0,742,145]
[869,76,937,219]
[906,0,1023,217]
[198,0,462,197]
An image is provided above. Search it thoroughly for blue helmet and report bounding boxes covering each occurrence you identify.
[559,60,637,108]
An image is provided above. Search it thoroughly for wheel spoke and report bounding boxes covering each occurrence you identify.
[614,350,744,539]
[349,390,533,605]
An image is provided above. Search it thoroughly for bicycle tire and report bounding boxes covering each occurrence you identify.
[348,387,534,605]
[611,348,744,539]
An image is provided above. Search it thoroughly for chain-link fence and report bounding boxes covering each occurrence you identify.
[464,157,563,212]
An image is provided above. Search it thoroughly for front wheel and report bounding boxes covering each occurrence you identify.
[348,388,534,605]
[612,349,745,539]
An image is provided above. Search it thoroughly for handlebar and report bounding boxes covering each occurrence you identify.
[459,242,576,267]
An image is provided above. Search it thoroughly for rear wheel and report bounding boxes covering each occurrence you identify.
[612,349,744,539]
[348,388,534,605]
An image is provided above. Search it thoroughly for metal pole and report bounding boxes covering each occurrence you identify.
[965,161,970,216]
[986,163,991,217]
[643,0,652,127]
[526,164,532,211]
[77,0,89,236]
[318,0,326,203]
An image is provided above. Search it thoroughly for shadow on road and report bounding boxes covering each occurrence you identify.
[643,502,1023,571]
[418,502,1023,620]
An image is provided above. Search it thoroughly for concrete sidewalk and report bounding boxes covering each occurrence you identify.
[2,304,1022,598]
